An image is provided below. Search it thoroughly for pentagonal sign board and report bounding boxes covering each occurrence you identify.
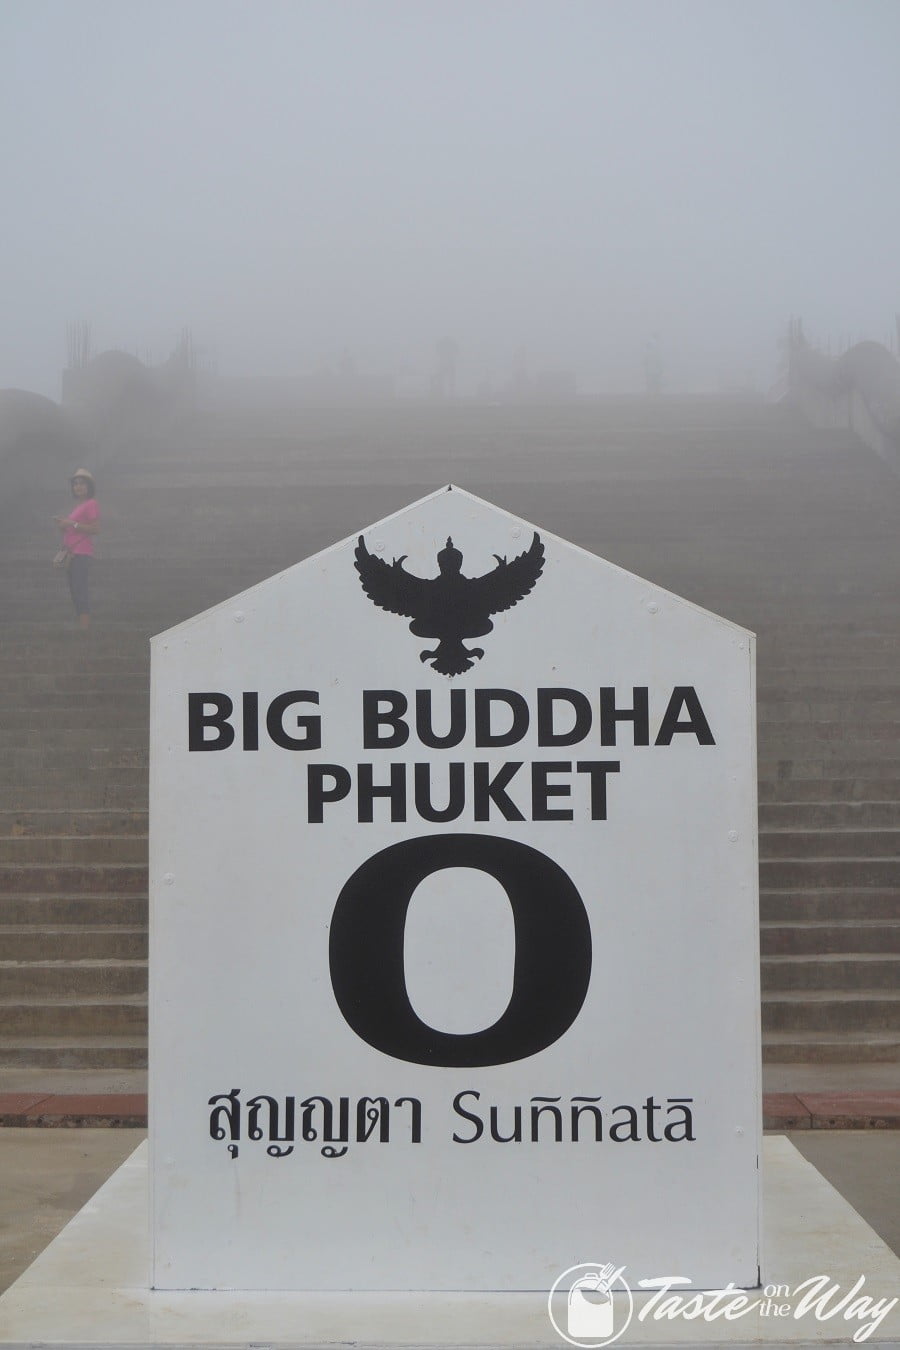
[149,485,760,1292]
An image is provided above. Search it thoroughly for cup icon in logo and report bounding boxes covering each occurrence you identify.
[568,1270,615,1339]
[548,1261,633,1348]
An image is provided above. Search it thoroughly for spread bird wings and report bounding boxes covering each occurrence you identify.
[467,531,545,614]
[354,530,544,618]
[354,537,432,617]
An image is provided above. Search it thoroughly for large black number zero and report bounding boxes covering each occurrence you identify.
[329,834,592,1067]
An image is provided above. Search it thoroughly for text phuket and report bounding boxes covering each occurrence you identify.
[187,685,715,823]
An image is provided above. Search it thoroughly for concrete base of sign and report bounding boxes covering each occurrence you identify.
[1,1138,898,1348]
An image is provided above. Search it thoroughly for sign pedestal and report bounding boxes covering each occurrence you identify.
[1,1138,899,1347]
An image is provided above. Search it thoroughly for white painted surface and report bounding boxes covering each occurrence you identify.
[149,487,760,1290]
[2,1140,898,1347]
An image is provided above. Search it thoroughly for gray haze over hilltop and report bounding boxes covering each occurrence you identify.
[3,0,899,398]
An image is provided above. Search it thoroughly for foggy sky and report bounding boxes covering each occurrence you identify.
[3,0,900,398]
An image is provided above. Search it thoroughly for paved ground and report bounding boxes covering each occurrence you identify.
[787,1131,900,1256]
[0,1128,141,1296]
[1,1127,899,1300]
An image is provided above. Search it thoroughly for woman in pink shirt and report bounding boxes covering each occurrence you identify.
[54,469,100,630]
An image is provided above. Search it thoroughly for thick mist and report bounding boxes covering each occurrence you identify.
[3,0,899,398]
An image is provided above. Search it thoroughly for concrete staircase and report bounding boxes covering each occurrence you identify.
[0,630,149,1070]
[1,397,897,1070]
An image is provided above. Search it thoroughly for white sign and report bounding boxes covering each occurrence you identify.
[149,486,760,1292]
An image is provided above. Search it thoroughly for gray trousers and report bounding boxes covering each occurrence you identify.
[67,554,92,615]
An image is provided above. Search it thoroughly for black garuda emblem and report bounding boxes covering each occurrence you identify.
[355,531,545,676]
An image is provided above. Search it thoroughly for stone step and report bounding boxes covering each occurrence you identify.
[23,560,857,586]
[0,784,148,810]
[761,990,900,1032]
[4,694,896,734]
[0,629,152,649]
[0,673,147,695]
[34,576,897,608]
[5,736,898,771]
[7,750,147,785]
[0,706,147,728]
[0,809,147,836]
[0,835,147,863]
[758,685,900,704]
[0,650,149,673]
[24,602,897,634]
[0,658,148,677]
[0,638,894,665]
[0,764,884,797]
[759,829,900,859]
[5,745,147,774]
[758,802,899,827]
[4,615,155,631]
[2,830,893,870]
[0,995,146,1035]
[0,926,147,961]
[758,729,900,752]
[9,600,900,624]
[5,730,899,761]
[759,857,900,887]
[761,954,900,990]
[758,745,900,770]
[758,632,900,648]
[761,1031,900,1062]
[0,864,147,895]
[758,670,900,690]
[0,894,147,924]
[91,487,894,514]
[15,1025,885,1068]
[5,612,897,636]
[6,695,898,725]
[759,778,900,803]
[759,888,898,921]
[0,728,146,748]
[11,706,896,737]
[18,592,900,622]
[758,656,900,672]
[0,1035,148,1069]
[0,960,147,998]
[758,759,900,782]
[759,702,900,724]
[27,558,892,584]
[757,617,900,632]
[6,757,900,791]
[760,920,900,955]
[3,804,889,836]
[759,716,900,741]
[17,605,899,632]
